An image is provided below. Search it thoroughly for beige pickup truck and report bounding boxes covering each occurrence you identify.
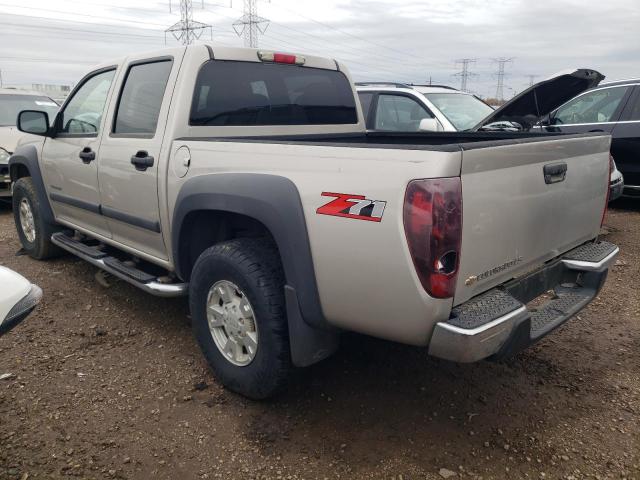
[9,44,618,398]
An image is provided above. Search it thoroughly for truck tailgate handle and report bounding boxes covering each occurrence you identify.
[131,151,155,171]
[543,162,567,184]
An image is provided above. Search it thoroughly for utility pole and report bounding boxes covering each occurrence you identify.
[493,57,514,101]
[453,58,476,92]
[526,74,539,87]
[166,0,212,45]
[233,0,270,48]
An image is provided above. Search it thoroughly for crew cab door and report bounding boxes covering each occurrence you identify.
[97,54,181,260]
[41,67,117,238]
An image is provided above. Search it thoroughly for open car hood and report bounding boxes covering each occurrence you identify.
[472,68,604,131]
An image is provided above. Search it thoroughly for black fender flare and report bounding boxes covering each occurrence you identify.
[172,173,339,367]
[8,144,55,225]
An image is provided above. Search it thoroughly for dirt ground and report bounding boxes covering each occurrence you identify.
[0,198,637,480]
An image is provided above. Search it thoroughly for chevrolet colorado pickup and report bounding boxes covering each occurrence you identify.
[9,45,618,399]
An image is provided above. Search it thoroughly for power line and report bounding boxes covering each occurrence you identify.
[232,0,269,48]
[266,0,424,62]
[453,58,477,92]
[493,57,514,101]
[0,2,169,28]
[166,0,213,45]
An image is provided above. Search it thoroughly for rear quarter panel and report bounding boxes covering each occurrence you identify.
[167,140,462,345]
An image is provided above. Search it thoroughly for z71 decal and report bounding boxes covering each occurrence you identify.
[316,192,387,222]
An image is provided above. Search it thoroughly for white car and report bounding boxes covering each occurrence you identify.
[356,82,494,132]
[0,266,42,335]
[0,89,59,197]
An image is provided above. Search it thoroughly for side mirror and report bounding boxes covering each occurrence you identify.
[17,110,50,136]
[418,118,441,132]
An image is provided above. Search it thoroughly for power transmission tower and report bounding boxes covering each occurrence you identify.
[233,0,270,48]
[526,74,539,87]
[166,0,212,45]
[492,57,514,101]
[453,58,477,92]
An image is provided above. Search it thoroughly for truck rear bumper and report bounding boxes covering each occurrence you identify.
[428,241,618,363]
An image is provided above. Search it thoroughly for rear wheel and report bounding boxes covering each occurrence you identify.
[12,177,62,260]
[189,238,291,399]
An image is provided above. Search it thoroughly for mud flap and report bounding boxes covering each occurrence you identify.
[284,285,339,368]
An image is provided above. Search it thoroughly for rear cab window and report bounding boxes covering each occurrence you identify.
[190,61,358,126]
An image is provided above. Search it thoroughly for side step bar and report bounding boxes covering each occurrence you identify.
[51,233,188,298]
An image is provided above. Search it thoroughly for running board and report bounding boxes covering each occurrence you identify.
[51,233,188,297]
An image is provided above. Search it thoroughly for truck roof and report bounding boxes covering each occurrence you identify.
[92,44,342,73]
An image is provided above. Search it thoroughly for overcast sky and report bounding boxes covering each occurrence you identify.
[1,0,639,98]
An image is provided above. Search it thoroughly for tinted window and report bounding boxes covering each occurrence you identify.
[374,94,433,131]
[114,60,172,135]
[627,89,640,120]
[0,94,58,127]
[357,92,374,125]
[553,87,629,125]
[61,69,115,135]
[190,61,357,126]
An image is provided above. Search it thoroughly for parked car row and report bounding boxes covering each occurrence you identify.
[356,70,640,201]
[0,88,59,197]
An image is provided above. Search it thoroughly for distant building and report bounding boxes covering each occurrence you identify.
[6,83,72,103]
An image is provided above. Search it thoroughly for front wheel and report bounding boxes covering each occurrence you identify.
[189,238,291,399]
[12,177,62,260]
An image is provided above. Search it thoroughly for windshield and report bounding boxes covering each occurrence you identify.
[424,93,493,131]
[0,94,59,127]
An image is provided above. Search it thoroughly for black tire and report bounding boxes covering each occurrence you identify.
[189,238,291,399]
[12,177,63,260]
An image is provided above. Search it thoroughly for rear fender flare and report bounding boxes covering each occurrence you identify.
[172,173,326,329]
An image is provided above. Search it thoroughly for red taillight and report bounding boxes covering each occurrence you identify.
[601,154,613,228]
[403,178,462,299]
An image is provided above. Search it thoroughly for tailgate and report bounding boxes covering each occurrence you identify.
[454,134,611,306]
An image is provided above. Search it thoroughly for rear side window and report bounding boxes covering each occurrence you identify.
[113,60,172,135]
[190,60,357,126]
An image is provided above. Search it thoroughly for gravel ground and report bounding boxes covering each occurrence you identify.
[0,198,638,480]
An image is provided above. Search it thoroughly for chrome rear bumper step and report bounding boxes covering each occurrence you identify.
[51,232,188,297]
[429,240,618,363]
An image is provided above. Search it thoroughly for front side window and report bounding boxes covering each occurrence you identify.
[552,87,629,125]
[113,60,173,135]
[0,94,58,127]
[190,60,357,126]
[374,94,433,132]
[424,92,494,131]
[60,69,115,135]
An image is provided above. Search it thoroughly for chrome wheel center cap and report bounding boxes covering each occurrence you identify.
[206,280,258,367]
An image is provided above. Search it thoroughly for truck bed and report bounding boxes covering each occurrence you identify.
[181,130,608,150]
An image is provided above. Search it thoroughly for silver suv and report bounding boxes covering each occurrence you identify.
[356,82,495,132]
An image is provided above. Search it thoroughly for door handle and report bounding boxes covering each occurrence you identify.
[130,150,154,171]
[543,162,568,184]
[79,147,95,164]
